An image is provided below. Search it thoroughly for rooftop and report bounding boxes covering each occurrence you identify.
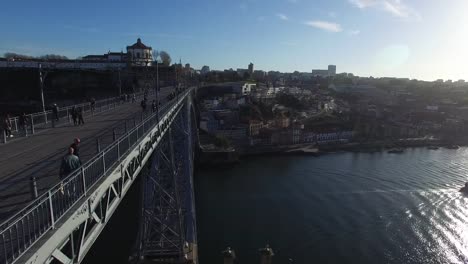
[127,38,152,50]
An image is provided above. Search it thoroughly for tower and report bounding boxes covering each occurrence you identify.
[328,65,336,77]
[248,62,254,75]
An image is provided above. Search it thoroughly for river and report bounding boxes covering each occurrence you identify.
[196,147,468,263]
[84,147,468,263]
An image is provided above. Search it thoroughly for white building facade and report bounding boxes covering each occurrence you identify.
[126,38,153,66]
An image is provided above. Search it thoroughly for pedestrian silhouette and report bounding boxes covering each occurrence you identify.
[3,114,12,138]
[77,107,84,125]
[19,113,29,136]
[141,99,147,112]
[59,147,81,180]
[71,106,78,126]
[70,138,81,158]
[52,103,59,121]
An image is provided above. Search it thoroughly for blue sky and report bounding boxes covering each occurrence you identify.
[0,0,466,81]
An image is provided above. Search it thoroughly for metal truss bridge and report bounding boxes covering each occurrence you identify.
[0,87,198,264]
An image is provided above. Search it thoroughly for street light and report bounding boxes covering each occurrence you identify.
[152,50,161,117]
[39,63,48,123]
[118,68,122,96]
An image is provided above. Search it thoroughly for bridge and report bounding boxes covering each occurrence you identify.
[0,85,198,264]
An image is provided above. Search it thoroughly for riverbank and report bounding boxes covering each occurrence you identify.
[198,137,467,165]
[242,138,461,157]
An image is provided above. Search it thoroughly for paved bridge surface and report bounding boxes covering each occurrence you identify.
[0,85,197,264]
[0,87,174,222]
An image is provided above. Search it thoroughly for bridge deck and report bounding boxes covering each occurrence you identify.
[0,87,173,222]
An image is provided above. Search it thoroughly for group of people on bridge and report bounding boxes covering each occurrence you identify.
[5,86,189,194]
[2,112,30,138]
[119,93,137,104]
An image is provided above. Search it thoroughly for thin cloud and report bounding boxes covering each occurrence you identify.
[349,0,421,19]
[348,0,378,9]
[383,1,404,16]
[305,20,343,32]
[257,16,266,21]
[328,11,337,18]
[382,0,420,19]
[276,13,289,21]
[348,30,361,35]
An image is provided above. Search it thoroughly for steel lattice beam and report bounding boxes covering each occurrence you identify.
[133,97,197,264]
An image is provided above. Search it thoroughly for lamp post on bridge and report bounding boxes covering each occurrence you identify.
[39,63,48,123]
[152,50,161,118]
[259,245,274,264]
[222,247,236,264]
[118,68,122,96]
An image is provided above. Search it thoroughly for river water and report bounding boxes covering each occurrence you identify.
[195,147,468,264]
[84,147,468,263]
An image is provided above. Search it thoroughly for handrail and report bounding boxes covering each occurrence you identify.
[2,89,157,143]
[0,86,192,264]
[9,90,147,122]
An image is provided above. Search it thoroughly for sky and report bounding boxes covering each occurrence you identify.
[0,0,467,81]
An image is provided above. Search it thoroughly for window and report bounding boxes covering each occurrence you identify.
[137,52,140,58]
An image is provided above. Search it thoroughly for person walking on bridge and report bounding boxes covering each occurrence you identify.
[19,113,29,136]
[59,147,81,179]
[52,103,59,121]
[2,114,13,138]
[77,107,85,125]
[59,147,81,195]
[141,99,147,112]
[71,106,78,126]
[151,100,157,113]
[90,98,96,113]
[70,138,81,159]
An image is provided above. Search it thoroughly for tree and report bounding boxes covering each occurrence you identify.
[159,51,172,66]
[4,52,34,60]
[214,136,230,149]
[3,52,68,60]
[39,54,69,60]
[275,92,304,110]
[152,50,160,63]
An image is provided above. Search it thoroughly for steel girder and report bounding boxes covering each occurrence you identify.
[134,97,197,264]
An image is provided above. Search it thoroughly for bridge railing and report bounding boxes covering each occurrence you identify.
[0,87,192,264]
[3,90,154,143]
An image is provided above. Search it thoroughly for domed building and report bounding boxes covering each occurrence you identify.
[126,38,153,66]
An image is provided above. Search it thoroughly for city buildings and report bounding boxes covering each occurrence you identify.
[236,62,255,78]
[229,82,256,96]
[0,38,157,70]
[328,65,336,77]
[126,38,153,66]
[252,70,267,80]
[81,38,153,66]
[248,120,263,136]
[312,65,337,77]
[201,65,211,75]
[248,63,254,75]
[312,69,329,77]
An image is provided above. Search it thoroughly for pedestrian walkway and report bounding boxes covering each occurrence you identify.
[0,87,174,221]
[2,90,151,144]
